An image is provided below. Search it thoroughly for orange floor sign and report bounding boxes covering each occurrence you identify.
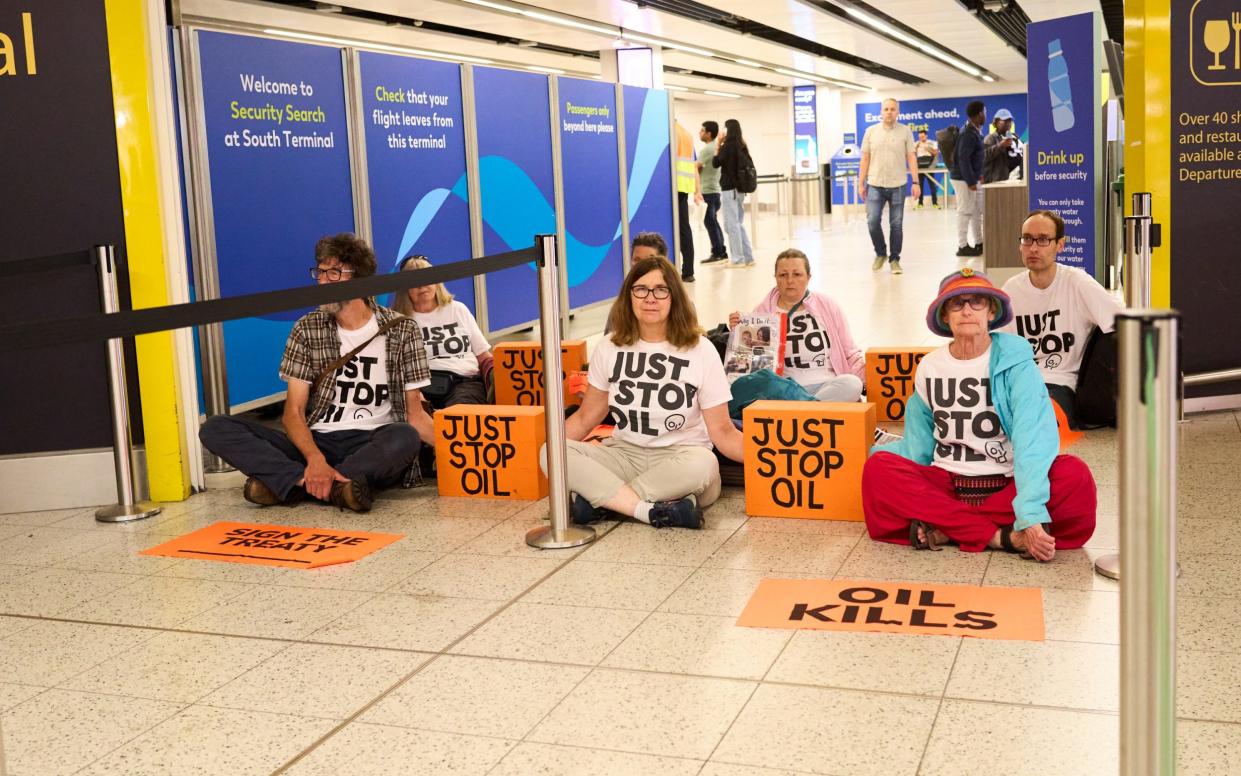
[141,522,404,569]
[737,578,1044,641]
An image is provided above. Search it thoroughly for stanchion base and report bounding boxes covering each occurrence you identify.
[525,524,596,549]
[1093,553,1181,581]
[204,462,236,474]
[96,502,162,524]
[1094,553,1120,579]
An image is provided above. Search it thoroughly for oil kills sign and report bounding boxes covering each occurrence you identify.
[738,578,1045,641]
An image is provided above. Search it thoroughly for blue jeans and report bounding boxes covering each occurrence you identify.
[721,189,753,265]
[866,184,906,262]
[702,193,726,257]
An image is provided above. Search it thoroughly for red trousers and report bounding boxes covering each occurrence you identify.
[862,452,1097,552]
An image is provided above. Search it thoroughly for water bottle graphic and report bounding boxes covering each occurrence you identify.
[1047,38,1075,132]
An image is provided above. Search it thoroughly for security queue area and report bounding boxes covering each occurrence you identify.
[3,1,1241,774]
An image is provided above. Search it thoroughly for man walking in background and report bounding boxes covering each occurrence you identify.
[914,129,940,209]
[952,100,987,257]
[697,121,728,265]
[859,98,920,275]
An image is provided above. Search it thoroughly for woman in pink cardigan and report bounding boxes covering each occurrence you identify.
[729,249,865,402]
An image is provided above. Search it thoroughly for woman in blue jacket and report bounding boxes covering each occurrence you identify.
[862,269,1096,562]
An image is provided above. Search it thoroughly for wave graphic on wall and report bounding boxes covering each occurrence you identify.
[391,99,669,282]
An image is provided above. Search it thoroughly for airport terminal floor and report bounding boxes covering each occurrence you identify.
[2,209,1240,775]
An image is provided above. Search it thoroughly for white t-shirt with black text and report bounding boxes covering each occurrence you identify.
[783,309,836,388]
[297,316,418,432]
[411,301,489,377]
[915,346,1014,477]
[588,336,732,448]
[1001,265,1122,388]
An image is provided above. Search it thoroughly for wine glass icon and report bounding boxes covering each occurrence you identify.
[1204,19,1231,71]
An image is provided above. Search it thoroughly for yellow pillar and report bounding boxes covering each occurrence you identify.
[1124,0,1172,306]
[104,0,192,500]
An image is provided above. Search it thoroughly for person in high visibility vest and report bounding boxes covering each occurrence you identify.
[674,121,703,283]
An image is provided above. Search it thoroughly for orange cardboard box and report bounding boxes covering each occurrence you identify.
[743,401,876,520]
[865,347,934,423]
[434,405,547,500]
[493,341,588,407]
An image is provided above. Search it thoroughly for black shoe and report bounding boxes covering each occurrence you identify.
[682,275,695,283]
[954,245,973,257]
[243,478,304,507]
[570,493,604,525]
[648,496,702,529]
[701,255,727,265]
[329,479,373,513]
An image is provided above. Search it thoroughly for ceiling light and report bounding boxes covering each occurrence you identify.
[621,32,714,58]
[844,6,982,78]
[519,9,619,36]
[664,84,689,92]
[703,89,741,98]
[981,74,996,82]
[774,67,826,83]
[460,0,519,12]
[263,29,494,64]
[732,58,762,67]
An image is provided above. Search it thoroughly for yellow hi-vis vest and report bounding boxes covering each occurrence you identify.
[675,124,697,194]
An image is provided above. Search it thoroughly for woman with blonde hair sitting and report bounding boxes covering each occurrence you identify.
[394,255,493,409]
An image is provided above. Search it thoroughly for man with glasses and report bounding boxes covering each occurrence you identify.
[199,233,433,512]
[1000,210,1122,426]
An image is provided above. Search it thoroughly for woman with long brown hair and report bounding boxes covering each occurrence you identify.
[545,256,744,528]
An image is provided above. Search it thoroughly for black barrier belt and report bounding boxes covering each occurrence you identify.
[0,247,537,353]
[0,249,97,278]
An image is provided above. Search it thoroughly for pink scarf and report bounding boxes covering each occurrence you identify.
[752,289,865,379]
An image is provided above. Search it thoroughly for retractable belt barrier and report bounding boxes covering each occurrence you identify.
[0,246,537,353]
[0,248,96,278]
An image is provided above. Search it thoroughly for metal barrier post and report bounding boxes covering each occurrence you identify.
[1114,310,1180,776]
[526,235,596,549]
[93,245,161,524]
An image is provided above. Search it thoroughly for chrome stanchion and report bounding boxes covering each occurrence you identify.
[1112,310,1179,776]
[93,245,162,524]
[526,235,596,550]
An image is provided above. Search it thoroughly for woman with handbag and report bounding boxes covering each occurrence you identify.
[712,118,755,268]
[394,256,493,410]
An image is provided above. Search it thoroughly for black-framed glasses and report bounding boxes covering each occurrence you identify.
[310,266,355,281]
[945,295,990,312]
[1019,236,1057,247]
[631,285,671,300]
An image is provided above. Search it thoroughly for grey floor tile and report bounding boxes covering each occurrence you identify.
[1177,553,1241,598]
[0,507,94,528]
[700,497,751,531]
[659,567,819,618]
[459,513,596,559]
[0,526,120,566]
[712,683,937,775]
[705,530,857,575]
[983,547,1119,592]
[1179,518,1241,555]
[449,602,647,665]
[308,592,500,651]
[393,552,562,600]
[1,689,184,776]
[523,560,696,611]
[838,539,990,585]
[361,515,504,552]
[492,742,704,776]
[602,611,792,680]
[765,629,960,696]
[529,669,755,760]
[78,704,338,776]
[1180,595,1241,652]
[741,516,865,537]
[201,642,431,719]
[1179,649,1241,723]
[178,584,375,640]
[283,722,515,775]
[581,523,736,566]
[0,620,157,686]
[59,631,287,703]
[53,534,181,575]
[0,683,45,712]
[1178,719,1241,776]
[700,765,809,776]
[0,566,137,617]
[62,575,253,628]
[1041,588,1119,644]
[946,639,1118,712]
[919,700,1117,776]
[361,654,588,738]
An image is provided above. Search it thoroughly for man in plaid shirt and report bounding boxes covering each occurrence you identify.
[199,234,433,512]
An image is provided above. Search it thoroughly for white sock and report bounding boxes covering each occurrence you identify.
[633,500,656,524]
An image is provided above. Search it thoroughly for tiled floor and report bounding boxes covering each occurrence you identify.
[3,210,1240,774]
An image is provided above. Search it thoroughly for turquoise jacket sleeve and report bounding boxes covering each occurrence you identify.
[870,390,936,465]
[999,346,1060,531]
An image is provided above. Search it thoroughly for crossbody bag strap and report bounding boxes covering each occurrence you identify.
[309,317,405,402]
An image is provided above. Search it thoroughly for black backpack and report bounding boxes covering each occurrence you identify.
[1075,327,1117,428]
[735,147,758,194]
[936,124,960,169]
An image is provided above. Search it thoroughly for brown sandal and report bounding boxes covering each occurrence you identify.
[909,520,943,551]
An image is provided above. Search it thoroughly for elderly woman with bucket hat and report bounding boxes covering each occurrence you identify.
[863,269,1096,562]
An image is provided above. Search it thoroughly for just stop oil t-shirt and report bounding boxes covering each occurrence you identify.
[914,345,1014,478]
[588,336,732,448]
